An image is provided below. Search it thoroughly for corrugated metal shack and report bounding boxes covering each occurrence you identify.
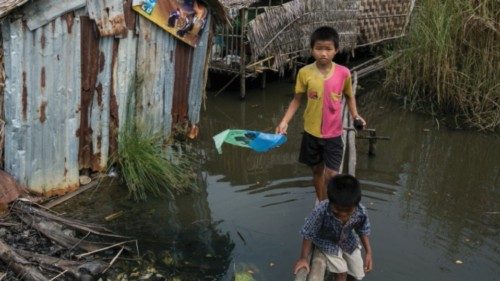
[0,0,226,195]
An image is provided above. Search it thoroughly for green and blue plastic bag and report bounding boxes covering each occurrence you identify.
[213,129,287,154]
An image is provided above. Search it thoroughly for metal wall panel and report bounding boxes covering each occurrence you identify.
[86,0,127,37]
[2,15,81,194]
[135,16,176,136]
[188,15,211,125]
[172,42,193,125]
[23,0,86,30]
[91,36,113,170]
[1,4,209,193]
[113,30,137,131]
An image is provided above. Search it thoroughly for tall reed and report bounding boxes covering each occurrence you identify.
[109,78,199,201]
[385,0,499,131]
[111,125,199,201]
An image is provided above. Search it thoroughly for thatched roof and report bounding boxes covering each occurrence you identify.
[0,0,28,19]
[247,0,359,70]
[218,0,260,10]
[357,0,415,46]
[245,0,415,71]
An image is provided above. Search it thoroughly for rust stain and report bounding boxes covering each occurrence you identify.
[96,83,103,106]
[94,12,127,37]
[79,17,100,170]
[91,152,102,171]
[110,14,127,37]
[43,183,79,197]
[40,67,45,88]
[109,39,119,158]
[40,34,46,49]
[123,0,136,31]
[22,72,27,121]
[64,12,75,33]
[64,158,67,177]
[99,51,105,72]
[39,101,47,123]
[172,42,193,125]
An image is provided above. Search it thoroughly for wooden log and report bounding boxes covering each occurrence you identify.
[239,8,248,99]
[16,215,109,252]
[43,181,98,209]
[0,239,49,281]
[13,201,127,239]
[16,249,107,279]
[15,249,83,277]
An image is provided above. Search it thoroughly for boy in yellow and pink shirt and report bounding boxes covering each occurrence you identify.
[276,26,366,201]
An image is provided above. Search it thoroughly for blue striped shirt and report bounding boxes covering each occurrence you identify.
[300,200,371,255]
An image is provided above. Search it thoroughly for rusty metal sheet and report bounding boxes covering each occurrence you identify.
[2,15,82,195]
[23,0,86,30]
[86,0,127,37]
[135,16,176,136]
[79,16,114,172]
[188,15,211,125]
[172,43,193,126]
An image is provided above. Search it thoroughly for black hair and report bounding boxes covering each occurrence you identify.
[327,174,361,207]
[310,26,339,49]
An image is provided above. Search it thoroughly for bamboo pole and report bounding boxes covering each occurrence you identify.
[347,72,358,175]
[240,8,248,99]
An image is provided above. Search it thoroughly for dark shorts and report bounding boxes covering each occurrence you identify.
[299,132,344,171]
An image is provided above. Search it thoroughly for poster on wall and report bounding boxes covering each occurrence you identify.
[132,0,208,47]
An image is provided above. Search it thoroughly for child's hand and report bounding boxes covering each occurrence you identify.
[354,115,366,128]
[293,258,310,274]
[364,252,373,272]
[275,121,288,135]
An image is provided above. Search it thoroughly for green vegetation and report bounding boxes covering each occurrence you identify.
[385,0,499,131]
[110,123,199,201]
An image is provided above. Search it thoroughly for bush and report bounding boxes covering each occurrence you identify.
[110,123,199,201]
[385,0,499,131]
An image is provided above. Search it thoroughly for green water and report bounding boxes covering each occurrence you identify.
[57,79,500,280]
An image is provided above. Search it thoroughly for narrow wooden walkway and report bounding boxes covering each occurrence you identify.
[294,72,359,281]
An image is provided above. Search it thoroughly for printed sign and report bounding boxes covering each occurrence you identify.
[132,0,208,47]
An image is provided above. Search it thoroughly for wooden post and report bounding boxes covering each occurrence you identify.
[260,71,266,89]
[290,60,298,83]
[368,130,376,156]
[239,8,248,99]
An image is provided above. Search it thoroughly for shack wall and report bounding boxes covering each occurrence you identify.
[1,1,211,195]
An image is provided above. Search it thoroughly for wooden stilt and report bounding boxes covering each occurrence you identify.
[239,8,248,99]
[260,71,266,89]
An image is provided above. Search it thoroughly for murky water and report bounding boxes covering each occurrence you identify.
[57,78,499,280]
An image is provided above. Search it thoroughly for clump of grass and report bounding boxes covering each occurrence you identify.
[385,0,499,131]
[110,122,199,201]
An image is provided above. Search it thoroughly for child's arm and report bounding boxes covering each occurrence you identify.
[293,238,313,274]
[360,235,373,272]
[345,94,366,127]
[276,94,302,134]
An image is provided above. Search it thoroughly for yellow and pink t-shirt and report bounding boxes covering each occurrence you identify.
[295,62,353,138]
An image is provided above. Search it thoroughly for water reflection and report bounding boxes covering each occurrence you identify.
[57,78,499,280]
[54,178,235,280]
[199,79,499,280]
